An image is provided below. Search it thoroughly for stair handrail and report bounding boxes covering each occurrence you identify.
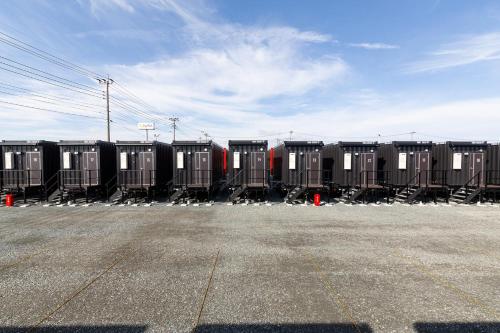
[105,174,117,202]
[226,168,246,187]
[399,171,422,196]
[463,170,482,196]
[44,171,59,201]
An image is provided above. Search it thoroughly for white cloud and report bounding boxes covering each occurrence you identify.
[86,0,135,15]
[99,0,347,140]
[405,32,500,73]
[349,42,399,50]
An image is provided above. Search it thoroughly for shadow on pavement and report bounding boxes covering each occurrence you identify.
[414,322,500,333]
[0,326,148,333]
[193,323,373,333]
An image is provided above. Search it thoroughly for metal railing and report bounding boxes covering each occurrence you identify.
[0,169,42,188]
[228,168,270,188]
[339,170,389,189]
[173,169,213,189]
[393,169,448,188]
[464,171,482,193]
[58,169,100,189]
[291,169,329,188]
[118,170,157,189]
[359,170,390,190]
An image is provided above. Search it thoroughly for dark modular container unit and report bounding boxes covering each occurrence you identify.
[115,141,173,196]
[171,140,224,195]
[1,140,59,201]
[273,141,325,188]
[486,143,500,186]
[57,141,116,194]
[227,140,269,188]
[324,141,380,188]
[434,141,489,187]
[379,141,434,187]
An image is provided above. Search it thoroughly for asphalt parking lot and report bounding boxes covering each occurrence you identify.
[0,204,499,333]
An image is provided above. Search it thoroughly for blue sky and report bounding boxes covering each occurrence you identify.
[1,0,500,143]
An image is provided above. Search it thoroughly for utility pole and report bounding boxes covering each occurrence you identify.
[98,76,113,142]
[201,131,209,143]
[169,117,179,142]
[410,131,416,141]
[289,130,293,141]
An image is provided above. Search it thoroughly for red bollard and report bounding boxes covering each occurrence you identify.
[5,194,14,207]
[314,193,321,206]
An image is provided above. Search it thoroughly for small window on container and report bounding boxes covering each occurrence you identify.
[398,153,407,169]
[233,152,240,169]
[120,152,128,170]
[453,153,462,170]
[63,152,72,169]
[289,153,296,170]
[177,152,184,169]
[4,152,14,170]
[344,153,351,170]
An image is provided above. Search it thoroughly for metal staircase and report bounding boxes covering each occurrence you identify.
[107,189,123,203]
[395,185,424,203]
[47,188,62,203]
[344,187,368,203]
[450,186,482,204]
[450,171,484,204]
[169,188,185,203]
[229,185,247,203]
[286,186,306,203]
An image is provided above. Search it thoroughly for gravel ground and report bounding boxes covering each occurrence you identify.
[0,204,499,333]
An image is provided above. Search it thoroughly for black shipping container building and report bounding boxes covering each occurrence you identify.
[226,140,269,202]
[379,141,448,203]
[379,141,434,187]
[324,142,380,188]
[323,142,389,203]
[115,141,173,200]
[0,140,59,202]
[56,141,116,201]
[434,142,488,187]
[273,141,325,203]
[434,141,489,204]
[170,140,224,202]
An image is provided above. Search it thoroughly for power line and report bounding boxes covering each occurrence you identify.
[0,60,101,96]
[0,89,102,113]
[113,81,162,114]
[110,90,172,124]
[110,98,163,124]
[292,131,416,140]
[0,56,101,93]
[0,65,103,98]
[110,96,173,131]
[0,100,105,119]
[0,31,100,79]
[0,81,104,108]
